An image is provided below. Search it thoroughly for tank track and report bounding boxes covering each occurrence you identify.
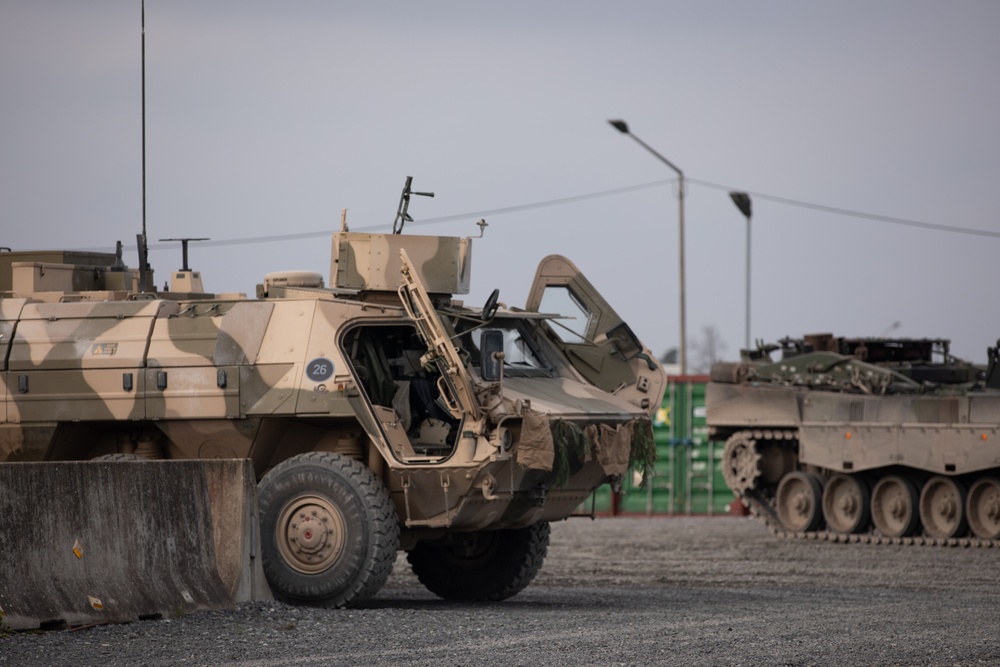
[735,429,1000,548]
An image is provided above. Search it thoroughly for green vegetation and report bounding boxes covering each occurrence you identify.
[0,605,11,637]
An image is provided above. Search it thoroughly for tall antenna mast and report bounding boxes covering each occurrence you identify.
[136,0,150,292]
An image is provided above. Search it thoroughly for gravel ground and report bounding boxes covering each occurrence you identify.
[3,516,999,667]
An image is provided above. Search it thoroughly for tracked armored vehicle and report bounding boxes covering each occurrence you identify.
[0,181,666,607]
[708,333,1000,545]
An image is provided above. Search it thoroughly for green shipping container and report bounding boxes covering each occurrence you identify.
[615,376,737,515]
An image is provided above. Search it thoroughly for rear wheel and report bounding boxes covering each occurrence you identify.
[407,522,550,601]
[258,452,399,607]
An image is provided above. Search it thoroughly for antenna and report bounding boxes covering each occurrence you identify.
[135,0,151,291]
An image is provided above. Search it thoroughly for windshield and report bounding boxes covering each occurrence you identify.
[454,317,555,378]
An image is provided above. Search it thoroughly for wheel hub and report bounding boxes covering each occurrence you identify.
[837,494,857,515]
[936,496,957,522]
[889,496,905,520]
[792,491,811,515]
[276,495,347,575]
[986,496,1000,521]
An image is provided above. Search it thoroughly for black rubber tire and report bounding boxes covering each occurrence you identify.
[91,453,143,461]
[258,452,399,608]
[407,521,550,601]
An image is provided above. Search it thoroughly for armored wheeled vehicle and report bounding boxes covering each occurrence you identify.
[708,333,1000,545]
[0,180,666,607]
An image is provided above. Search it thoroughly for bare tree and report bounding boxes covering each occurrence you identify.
[689,325,727,373]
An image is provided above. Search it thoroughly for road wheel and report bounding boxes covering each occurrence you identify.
[870,475,920,538]
[822,474,870,534]
[966,477,1000,540]
[775,471,824,532]
[919,476,967,539]
[258,452,399,607]
[407,522,550,601]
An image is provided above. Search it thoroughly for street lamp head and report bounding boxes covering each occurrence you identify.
[608,119,629,134]
[729,191,752,219]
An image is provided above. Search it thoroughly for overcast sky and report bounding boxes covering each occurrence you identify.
[2,1,998,366]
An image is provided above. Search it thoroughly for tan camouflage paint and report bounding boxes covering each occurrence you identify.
[525,254,666,412]
[707,381,1000,476]
[0,250,117,293]
[1,230,667,533]
[331,232,472,294]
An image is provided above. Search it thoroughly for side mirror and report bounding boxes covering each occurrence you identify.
[480,329,504,382]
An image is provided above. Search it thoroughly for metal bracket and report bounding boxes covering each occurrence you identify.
[400,473,455,528]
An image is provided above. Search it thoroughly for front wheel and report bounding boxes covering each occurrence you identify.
[407,522,550,601]
[258,452,399,607]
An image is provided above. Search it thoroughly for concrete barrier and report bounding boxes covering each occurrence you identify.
[0,459,271,630]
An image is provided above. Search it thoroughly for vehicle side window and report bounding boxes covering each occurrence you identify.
[538,285,592,344]
[457,318,554,378]
[469,326,545,370]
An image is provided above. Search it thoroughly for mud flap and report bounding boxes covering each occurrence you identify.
[0,460,271,630]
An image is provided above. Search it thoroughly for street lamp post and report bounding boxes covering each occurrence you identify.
[608,119,687,375]
[729,192,752,351]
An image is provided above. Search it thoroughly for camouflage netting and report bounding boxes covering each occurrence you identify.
[518,413,657,488]
[552,420,592,487]
[628,418,656,487]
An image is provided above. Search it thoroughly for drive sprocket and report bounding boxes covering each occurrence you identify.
[722,432,762,494]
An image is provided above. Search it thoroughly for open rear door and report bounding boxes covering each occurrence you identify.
[525,255,663,410]
[398,249,481,421]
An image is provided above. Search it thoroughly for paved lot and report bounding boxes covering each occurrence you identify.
[3,516,999,666]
